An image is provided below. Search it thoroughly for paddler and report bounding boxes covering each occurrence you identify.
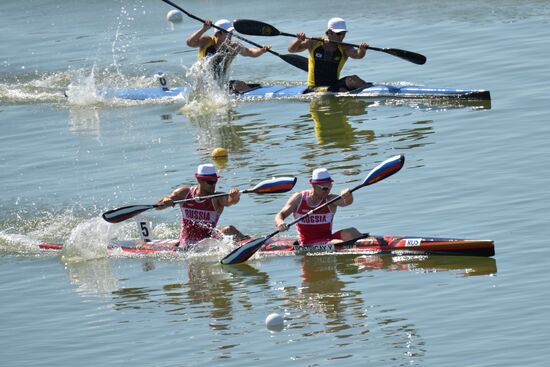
[186,19,272,93]
[155,164,248,246]
[288,17,370,92]
[274,168,362,245]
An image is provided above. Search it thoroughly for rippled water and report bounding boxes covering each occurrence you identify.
[1,0,549,366]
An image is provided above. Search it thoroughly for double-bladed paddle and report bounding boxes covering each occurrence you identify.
[160,0,308,72]
[102,176,297,223]
[220,155,405,265]
[233,19,427,65]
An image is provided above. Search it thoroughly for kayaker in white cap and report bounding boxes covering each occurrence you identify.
[288,17,370,92]
[186,19,272,93]
[274,167,362,245]
[155,163,248,247]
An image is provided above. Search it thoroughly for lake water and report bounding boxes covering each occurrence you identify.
[1,0,549,366]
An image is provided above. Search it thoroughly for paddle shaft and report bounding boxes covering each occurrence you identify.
[288,33,426,64]
[168,188,256,206]
[232,19,426,65]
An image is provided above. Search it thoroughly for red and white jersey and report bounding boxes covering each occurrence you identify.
[293,190,334,245]
[179,186,220,245]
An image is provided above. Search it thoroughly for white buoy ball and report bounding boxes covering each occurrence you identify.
[265,313,284,331]
[166,10,183,23]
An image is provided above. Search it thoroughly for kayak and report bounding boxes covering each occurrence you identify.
[38,234,495,257]
[98,83,491,102]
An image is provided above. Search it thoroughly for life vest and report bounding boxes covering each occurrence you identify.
[293,190,335,245]
[179,186,220,245]
[307,39,348,87]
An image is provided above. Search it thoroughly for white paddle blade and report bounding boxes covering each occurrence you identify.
[361,155,405,187]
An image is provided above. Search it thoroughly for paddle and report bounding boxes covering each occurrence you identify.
[220,154,405,265]
[160,0,308,72]
[102,176,297,223]
[233,19,427,65]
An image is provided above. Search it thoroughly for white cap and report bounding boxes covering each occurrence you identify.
[327,17,347,33]
[214,19,235,32]
[195,164,220,180]
[309,168,334,184]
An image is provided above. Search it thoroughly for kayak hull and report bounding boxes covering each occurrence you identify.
[39,235,495,257]
[97,84,491,101]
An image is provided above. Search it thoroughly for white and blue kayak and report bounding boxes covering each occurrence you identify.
[99,83,491,102]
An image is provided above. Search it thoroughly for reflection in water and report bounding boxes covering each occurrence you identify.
[309,97,373,148]
[181,108,248,162]
[298,97,436,178]
[102,252,494,363]
[383,97,492,111]
[67,106,101,140]
[279,255,425,363]
[110,260,270,328]
[63,258,119,296]
[355,254,497,277]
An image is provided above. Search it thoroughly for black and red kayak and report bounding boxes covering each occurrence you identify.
[38,234,495,257]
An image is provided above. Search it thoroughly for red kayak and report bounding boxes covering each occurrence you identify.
[39,234,495,257]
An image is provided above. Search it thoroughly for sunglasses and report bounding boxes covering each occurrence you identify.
[201,179,218,185]
[316,184,332,191]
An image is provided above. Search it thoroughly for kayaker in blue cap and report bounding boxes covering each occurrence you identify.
[288,17,370,93]
[186,19,272,93]
[155,163,248,246]
[274,168,362,245]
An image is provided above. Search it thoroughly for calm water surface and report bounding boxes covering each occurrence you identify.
[1,0,549,366]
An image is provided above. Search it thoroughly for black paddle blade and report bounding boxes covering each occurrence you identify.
[383,48,427,65]
[279,54,308,72]
[234,19,280,36]
[220,237,268,265]
[102,205,155,223]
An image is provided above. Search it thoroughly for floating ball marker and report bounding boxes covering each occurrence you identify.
[211,147,228,158]
[265,313,284,331]
[166,10,183,23]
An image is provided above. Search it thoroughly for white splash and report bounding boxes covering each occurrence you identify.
[65,67,102,105]
[62,217,118,261]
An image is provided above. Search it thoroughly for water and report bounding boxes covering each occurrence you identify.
[1,0,550,365]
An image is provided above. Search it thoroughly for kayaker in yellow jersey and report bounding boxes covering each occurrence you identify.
[288,17,370,92]
[186,19,272,93]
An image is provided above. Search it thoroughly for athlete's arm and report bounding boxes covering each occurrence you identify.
[274,192,302,231]
[288,32,313,53]
[155,186,190,210]
[239,44,272,57]
[334,188,354,207]
[186,20,212,48]
[217,187,241,207]
[345,43,368,59]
